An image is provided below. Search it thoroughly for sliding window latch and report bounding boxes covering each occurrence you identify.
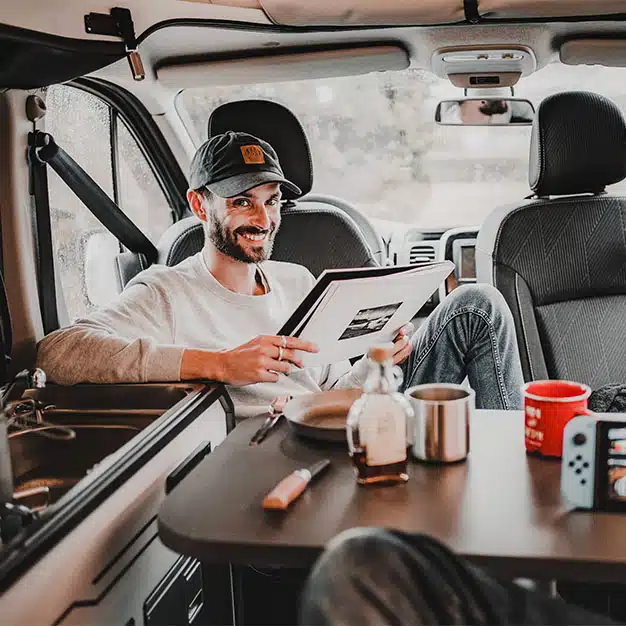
[84,7,145,81]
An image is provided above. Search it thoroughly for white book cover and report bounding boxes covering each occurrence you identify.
[293,261,454,367]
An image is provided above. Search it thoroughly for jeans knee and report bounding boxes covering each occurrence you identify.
[445,284,512,323]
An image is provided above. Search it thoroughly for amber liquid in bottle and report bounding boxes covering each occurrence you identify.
[352,448,410,485]
[346,345,414,486]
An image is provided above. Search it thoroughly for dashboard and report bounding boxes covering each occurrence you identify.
[373,220,480,313]
[437,226,480,302]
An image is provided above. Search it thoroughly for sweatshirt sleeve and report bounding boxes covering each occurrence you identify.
[36,282,184,385]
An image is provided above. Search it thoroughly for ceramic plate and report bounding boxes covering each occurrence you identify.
[283,388,362,442]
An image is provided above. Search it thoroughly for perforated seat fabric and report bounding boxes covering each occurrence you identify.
[477,92,626,387]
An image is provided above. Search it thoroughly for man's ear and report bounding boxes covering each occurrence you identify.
[187,189,208,222]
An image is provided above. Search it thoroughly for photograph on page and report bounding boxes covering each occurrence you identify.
[295,261,453,367]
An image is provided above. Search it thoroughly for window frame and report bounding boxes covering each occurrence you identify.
[70,76,190,222]
[43,78,188,323]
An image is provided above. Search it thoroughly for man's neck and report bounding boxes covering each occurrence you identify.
[202,245,265,296]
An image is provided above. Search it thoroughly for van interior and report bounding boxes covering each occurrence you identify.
[1,1,626,624]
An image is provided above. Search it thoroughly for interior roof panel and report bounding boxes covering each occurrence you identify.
[93,19,626,88]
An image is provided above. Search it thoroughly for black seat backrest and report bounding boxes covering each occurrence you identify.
[208,99,311,202]
[116,100,379,288]
[155,204,376,277]
[477,91,626,389]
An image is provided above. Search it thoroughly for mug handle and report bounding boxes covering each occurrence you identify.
[576,408,594,417]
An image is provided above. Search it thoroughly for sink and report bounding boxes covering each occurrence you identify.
[10,426,138,508]
[7,383,207,509]
[22,382,202,415]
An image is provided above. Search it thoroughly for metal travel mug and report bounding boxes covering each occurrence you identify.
[404,383,474,463]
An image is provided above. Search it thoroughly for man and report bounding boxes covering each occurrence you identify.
[299,528,620,625]
[37,131,524,417]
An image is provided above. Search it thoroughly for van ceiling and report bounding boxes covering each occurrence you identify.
[95,20,626,87]
[3,0,626,89]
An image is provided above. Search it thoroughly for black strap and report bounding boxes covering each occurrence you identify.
[28,132,59,335]
[35,132,158,262]
[463,0,481,23]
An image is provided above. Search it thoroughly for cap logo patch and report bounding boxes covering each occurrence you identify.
[240,145,265,165]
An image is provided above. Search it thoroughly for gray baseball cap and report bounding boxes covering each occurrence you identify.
[189,131,302,198]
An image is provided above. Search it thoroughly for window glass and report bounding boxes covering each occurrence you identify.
[45,85,118,321]
[45,85,174,321]
[117,119,173,242]
[177,64,626,228]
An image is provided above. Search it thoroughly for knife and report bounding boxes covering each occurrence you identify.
[262,459,331,510]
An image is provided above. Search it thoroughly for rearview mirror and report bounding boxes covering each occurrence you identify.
[435,98,535,126]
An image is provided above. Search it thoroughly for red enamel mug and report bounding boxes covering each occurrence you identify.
[523,380,592,458]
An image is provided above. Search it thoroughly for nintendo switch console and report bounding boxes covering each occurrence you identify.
[561,414,626,510]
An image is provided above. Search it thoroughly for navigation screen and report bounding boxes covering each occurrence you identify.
[459,246,476,279]
[607,426,626,501]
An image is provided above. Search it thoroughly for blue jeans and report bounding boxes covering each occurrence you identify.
[300,528,619,626]
[401,284,524,410]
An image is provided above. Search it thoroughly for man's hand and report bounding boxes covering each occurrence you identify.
[391,323,414,366]
[180,335,319,386]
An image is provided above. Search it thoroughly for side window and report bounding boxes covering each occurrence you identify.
[117,118,174,242]
[45,84,174,321]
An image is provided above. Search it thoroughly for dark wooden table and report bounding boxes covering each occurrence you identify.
[158,410,626,583]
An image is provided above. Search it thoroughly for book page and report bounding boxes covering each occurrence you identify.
[296,261,453,367]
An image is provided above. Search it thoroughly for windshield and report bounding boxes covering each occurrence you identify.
[177,64,626,228]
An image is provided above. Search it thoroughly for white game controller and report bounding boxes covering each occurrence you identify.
[561,414,597,509]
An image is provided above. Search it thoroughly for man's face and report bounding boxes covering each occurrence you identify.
[459,99,509,124]
[204,182,282,263]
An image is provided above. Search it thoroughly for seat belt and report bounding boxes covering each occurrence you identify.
[28,132,59,335]
[27,130,159,334]
[34,132,158,262]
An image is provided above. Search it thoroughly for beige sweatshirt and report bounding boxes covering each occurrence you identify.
[36,253,369,418]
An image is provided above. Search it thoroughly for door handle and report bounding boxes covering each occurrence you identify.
[166,441,211,494]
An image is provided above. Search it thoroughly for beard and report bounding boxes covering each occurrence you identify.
[207,216,278,263]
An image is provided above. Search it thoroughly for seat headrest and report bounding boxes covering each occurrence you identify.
[207,100,312,200]
[530,91,626,197]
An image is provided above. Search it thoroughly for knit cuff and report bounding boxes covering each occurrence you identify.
[145,345,185,382]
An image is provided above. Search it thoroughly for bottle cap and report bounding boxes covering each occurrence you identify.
[368,343,394,363]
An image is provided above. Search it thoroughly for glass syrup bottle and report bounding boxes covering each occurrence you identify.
[346,344,414,485]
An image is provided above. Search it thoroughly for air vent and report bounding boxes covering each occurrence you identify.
[409,244,436,265]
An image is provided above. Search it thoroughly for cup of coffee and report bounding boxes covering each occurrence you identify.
[523,380,592,458]
[404,383,474,463]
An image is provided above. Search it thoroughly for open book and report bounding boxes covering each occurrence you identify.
[277,261,454,367]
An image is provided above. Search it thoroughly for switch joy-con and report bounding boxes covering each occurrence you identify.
[561,414,626,511]
[561,415,596,509]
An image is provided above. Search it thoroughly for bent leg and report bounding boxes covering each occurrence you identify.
[300,528,619,626]
[402,284,524,409]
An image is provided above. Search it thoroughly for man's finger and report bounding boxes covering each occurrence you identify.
[266,358,291,375]
[272,335,319,353]
[280,348,303,368]
[259,369,280,383]
[393,336,409,353]
[393,343,412,365]
[396,322,415,339]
